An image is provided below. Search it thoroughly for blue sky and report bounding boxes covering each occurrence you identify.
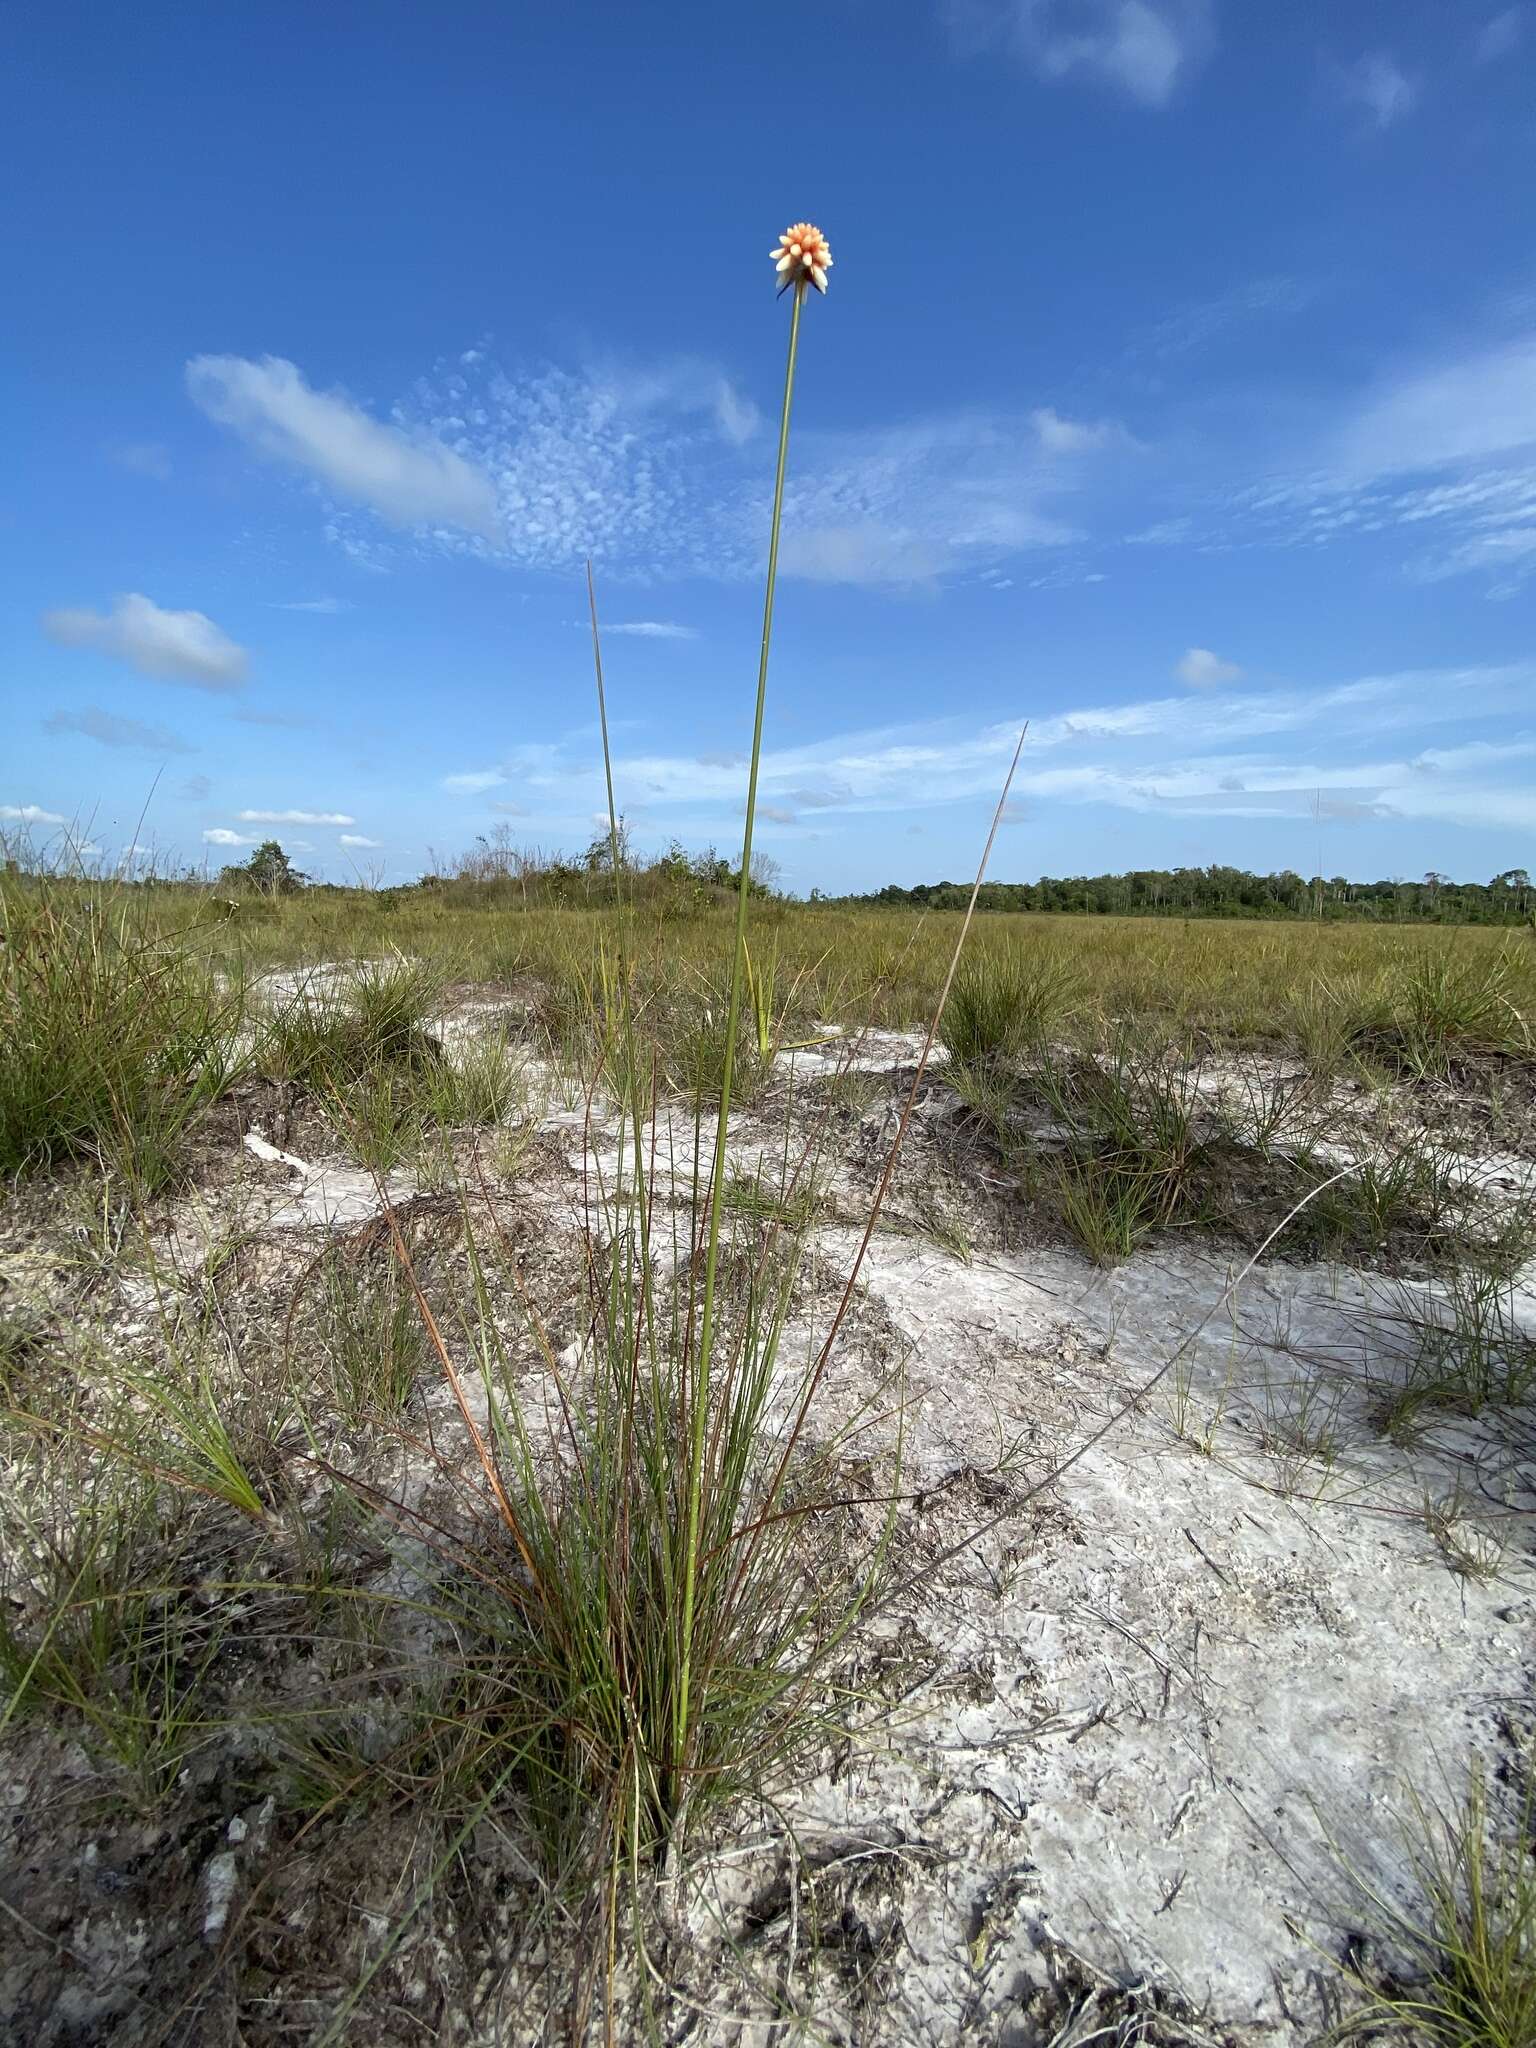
[4,0,1535,892]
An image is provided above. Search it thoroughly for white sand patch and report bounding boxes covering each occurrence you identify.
[663,1231,1534,2040]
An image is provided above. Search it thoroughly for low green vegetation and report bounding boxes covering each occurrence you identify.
[1333,1754,1536,2048]
[0,870,241,1191]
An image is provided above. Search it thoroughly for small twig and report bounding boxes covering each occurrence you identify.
[1182,1525,1231,1584]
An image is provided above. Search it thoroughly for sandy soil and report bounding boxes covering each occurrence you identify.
[1,990,1532,2045]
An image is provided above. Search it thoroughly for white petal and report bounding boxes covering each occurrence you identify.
[775,254,793,272]
[811,267,827,292]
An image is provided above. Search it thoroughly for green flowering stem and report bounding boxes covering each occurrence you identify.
[673,278,806,1798]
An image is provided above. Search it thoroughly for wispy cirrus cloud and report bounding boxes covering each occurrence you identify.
[236,336,1125,592]
[948,0,1215,107]
[1335,336,1536,478]
[1237,332,1536,593]
[42,592,249,690]
[606,621,700,640]
[475,661,1536,840]
[442,769,508,795]
[1032,407,1139,454]
[237,808,355,825]
[1134,275,1319,363]
[339,833,382,848]
[44,705,196,754]
[412,352,1100,589]
[1330,50,1418,129]
[768,411,1088,587]
[270,597,353,615]
[1133,323,1536,596]
[188,354,500,539]
[1474,8,1522,62]
[412,354,746,572]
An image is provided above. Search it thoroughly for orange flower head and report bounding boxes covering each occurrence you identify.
[770,222,832,295]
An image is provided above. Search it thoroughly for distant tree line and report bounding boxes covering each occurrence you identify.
[11,831,1531,927]
[828,865,1535,925]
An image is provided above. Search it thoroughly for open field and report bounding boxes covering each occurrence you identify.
[3,875,1534,2045]
[55,878,1536,1037]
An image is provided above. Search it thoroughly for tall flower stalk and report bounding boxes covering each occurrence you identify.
[673,229,826,1785]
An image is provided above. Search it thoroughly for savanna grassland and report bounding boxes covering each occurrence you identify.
[5,225,1535,2048]
[87,869,1536,1036]
[2,860,1534,2047]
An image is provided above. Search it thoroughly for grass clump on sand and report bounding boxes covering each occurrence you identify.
[0,866,240,1192]
[942,948,1079,1066]
[1333,1753,1536,2048]
[1375,1264,1536,1437]
[259,956,444,1092]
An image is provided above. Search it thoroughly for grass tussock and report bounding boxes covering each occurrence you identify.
[942,948,1079,1066]
[0,871,240,1191]
[400,1182,880,1880]
[1333,1752,1536,2048]
[1376,1266,1536,1437]
[259,955,444,1093]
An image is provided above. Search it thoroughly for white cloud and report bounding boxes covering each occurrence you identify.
[44,705,195,754]
[414,356,1082,588]
[776,526,950,588]
[714,383,761,446]
[1337,336,1536,476]
[1176,646,1244,687]
[607,621,700,640]
[956,0,1214,106]
[1,803,67,825]
[237,808,355,825]
[1333,51,1418,128]
[1032,407,1135,454]
[339,833,382,848]
[270,597,352,614]
[1474,8,1522,62]
[1195,331,1536,594]
[1137,276,1318,361]
[771,414,1080,586]
[1404,521,1536,599]
[42,592,249,690]
[186,353,500,539]
[489,661,1536,839]
[442,769,507,794]
[203,827,255,846]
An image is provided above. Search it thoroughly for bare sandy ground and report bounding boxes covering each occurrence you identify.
[2,991,1532,2044]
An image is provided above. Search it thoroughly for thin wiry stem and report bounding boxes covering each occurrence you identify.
[675,280,806,1788]
[727,723,1029,1602]
[587,558,623,892]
